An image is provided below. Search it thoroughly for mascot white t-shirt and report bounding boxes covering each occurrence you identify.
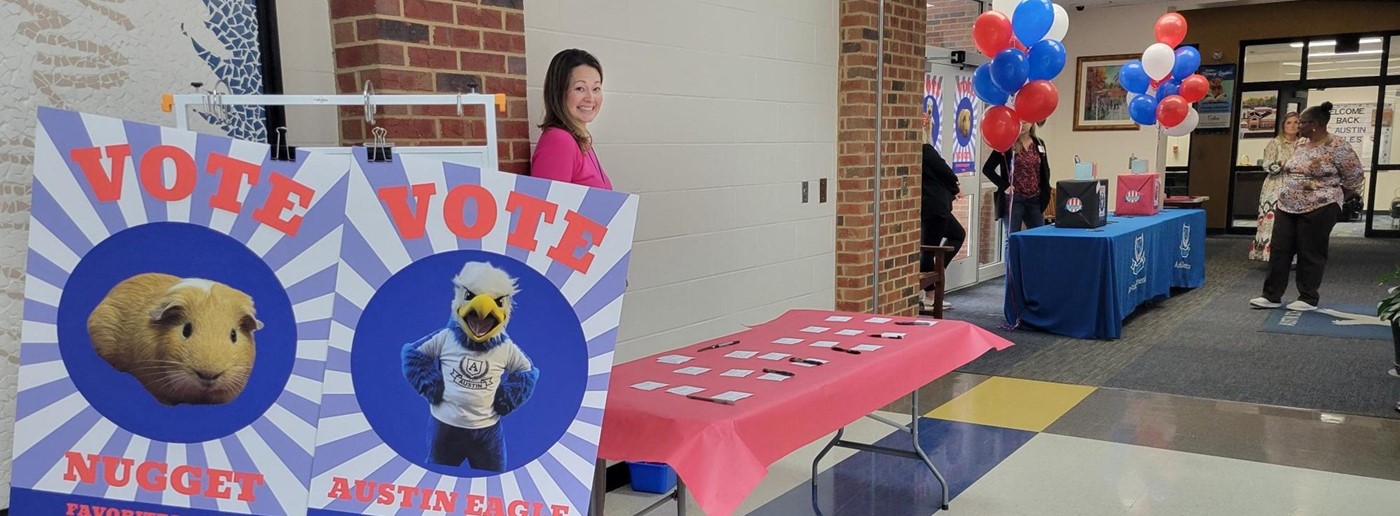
[415,329,533,429]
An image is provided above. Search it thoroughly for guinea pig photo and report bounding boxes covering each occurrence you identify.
[87,273,263,406]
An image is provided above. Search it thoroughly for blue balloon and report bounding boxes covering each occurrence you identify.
[991,48,1029,95]
[1129,94,1159,125]
[1156,80,1181,101]
[1118,60,1150,95]
[1027,39,1067,81]
[1012,0,1054,45]
[1172,47,1201,79]
[973,63,1009,105]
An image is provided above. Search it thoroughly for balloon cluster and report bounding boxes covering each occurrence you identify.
[970,0,1069,152]
[1118,13,1205,136]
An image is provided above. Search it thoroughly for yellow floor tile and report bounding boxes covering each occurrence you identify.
[925,376,1095,432]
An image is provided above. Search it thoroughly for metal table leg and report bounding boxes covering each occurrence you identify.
[591,459,606,516]
[810,390,950,512]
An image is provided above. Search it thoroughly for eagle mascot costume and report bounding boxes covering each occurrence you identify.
[402,261,539,471]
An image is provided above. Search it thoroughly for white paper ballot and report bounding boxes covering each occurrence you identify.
[657,355,693,364]
[712,391,753,402]
[757,373,790,382]
[667,385,705,396]
[631,381,667,391]
[835,329,863,336]
[810,341,840,348]
[674,366,712,375]
[865,317,892,324]
[800,326,830,334]
[721,369,755,378]
[725,350,759,359]
[876,332,907,338]
[758,352,792,361]
[852,344,883,352]
[773,337,805,345]
[791,360,827,368]
[825,315,853,322]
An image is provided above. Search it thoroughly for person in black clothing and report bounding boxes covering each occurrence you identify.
[920,144,965,312]
[981,122,1052,233]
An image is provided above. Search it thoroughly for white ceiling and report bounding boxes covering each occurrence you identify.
[1064,0,1295,10]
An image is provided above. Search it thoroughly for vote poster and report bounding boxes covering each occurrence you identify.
[952,75,979,174]
[305,150,637,515]
[923,75,944,153]
[11,108,346,515]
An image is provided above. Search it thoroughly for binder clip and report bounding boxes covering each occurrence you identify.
[271,127,296,162]
[367,126,394,163]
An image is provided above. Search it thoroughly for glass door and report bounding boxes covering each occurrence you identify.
[925,52,988,290]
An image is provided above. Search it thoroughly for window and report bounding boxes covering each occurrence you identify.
[1305,37,1384,80]
[1243,43,1301,83]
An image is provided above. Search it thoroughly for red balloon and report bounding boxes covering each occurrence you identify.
[973,11,1013,58]
[1155,13,1188,47]
[982,105,1021,152]
[1015,80,1059,123]
[1157,95,1189,127]
[1180,74,1209,103]
[1012,38,1028,53]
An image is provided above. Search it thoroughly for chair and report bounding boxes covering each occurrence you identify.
[918,245,954,319]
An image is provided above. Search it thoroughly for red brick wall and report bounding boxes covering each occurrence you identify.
[328,0,531,174]
[837,0,926,316]
[926,0,980,51]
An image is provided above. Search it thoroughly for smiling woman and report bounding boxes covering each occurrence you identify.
[529,48,613,190]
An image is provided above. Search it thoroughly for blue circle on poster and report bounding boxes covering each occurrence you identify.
[352,250,587,477]
[955,97,975,147]
[57,222,297,443]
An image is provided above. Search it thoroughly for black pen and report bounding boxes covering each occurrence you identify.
[789,357,825,366]
[830,347,862,355]
[870,333,903,339]
[762,368,795,377]
[895,320,935,326]
[686,394,735,405]
[697,339,740,352]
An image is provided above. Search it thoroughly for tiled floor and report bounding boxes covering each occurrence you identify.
[602,372,1400,515]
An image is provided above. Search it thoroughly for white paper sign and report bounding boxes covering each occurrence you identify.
[667,385,706,396]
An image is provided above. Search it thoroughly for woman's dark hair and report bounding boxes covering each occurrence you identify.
[1302,101,1334,125]
[540,49,603,150]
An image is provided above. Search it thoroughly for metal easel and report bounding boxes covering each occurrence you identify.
[162,81,508,171]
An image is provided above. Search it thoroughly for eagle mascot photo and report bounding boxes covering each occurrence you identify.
[402,261,539,471]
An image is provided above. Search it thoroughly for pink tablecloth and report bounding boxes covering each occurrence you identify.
[597,309,1014,515]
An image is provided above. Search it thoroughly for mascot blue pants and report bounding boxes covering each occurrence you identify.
[428,420,506,471]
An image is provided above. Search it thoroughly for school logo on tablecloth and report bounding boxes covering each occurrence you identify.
[1180,224,1192,258]
[11,108,346,515]
[1131,234,1147,275]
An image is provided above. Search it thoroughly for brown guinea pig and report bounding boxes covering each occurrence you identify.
[87,273,263,406]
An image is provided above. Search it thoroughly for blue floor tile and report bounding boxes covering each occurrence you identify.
[750,418,1036,515]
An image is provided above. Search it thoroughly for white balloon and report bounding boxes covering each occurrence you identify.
[1142,43,1176,81]
[1045,4,1069,41]
[1163,108,1199,136]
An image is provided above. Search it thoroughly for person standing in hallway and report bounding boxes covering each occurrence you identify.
[981,121,1051,233]
[531,49,613,190]
[1250,102,1364,311]
[920,143,965,311]
[1250,112,1300,263]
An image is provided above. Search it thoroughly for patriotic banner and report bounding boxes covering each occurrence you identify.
[306,150,637,515]
[11,108,346,515]
[953,75,979,174]
[923,75,944,153]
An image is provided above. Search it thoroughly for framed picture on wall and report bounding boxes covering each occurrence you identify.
[1239,91,1280,139]
[1073,54,1139,131]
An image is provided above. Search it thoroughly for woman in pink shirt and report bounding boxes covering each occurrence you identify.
[530,49,613,190]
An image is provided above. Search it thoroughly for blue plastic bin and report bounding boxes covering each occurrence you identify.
[627,462,677,494]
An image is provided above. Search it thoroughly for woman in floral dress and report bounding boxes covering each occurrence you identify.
[1249,112,1300,262]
